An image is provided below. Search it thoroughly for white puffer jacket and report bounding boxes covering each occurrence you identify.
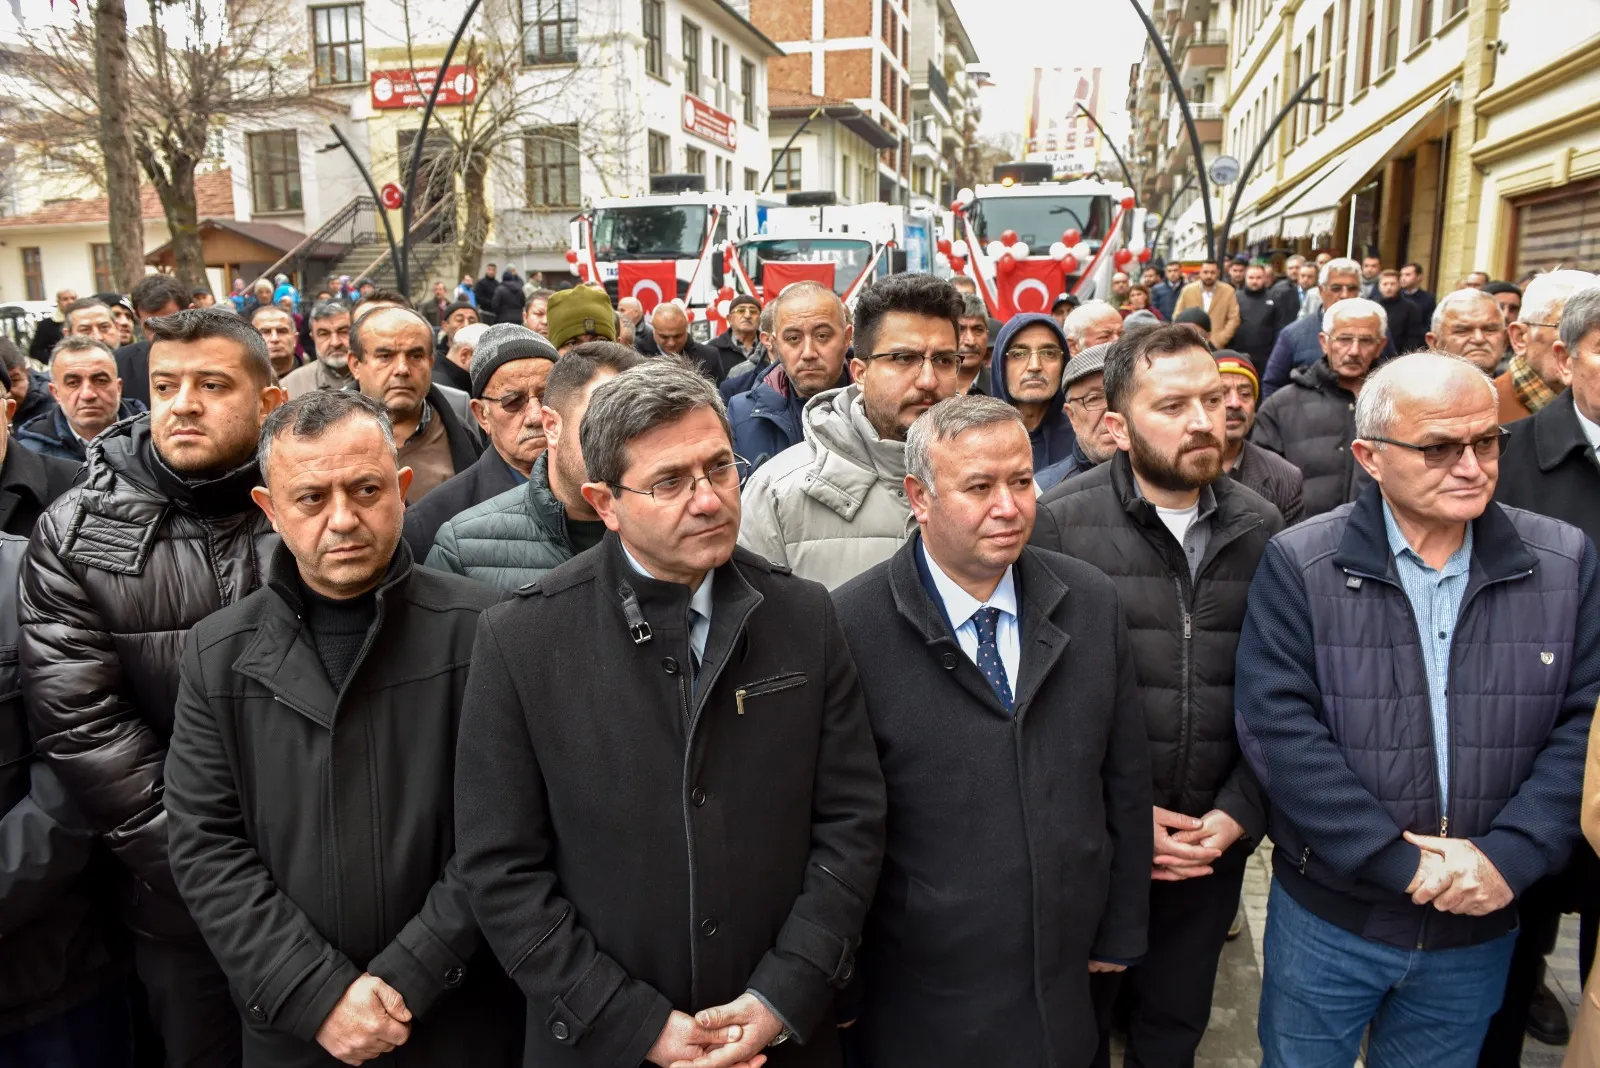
[737,384,918,590]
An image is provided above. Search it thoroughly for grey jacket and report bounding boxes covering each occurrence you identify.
[738,385,918,590]
[425,452,575,593]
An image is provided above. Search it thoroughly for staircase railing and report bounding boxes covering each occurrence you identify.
[258,194,384,289]
[351,192,457,294]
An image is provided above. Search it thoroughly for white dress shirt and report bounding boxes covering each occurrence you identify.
[1575,402,1600,459]
[620,542,715,665]
[920,541,1020,690]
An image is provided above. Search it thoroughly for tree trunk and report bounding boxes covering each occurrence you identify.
[94,0,145,291]
[137,146,206,291]
[458,146,491,282]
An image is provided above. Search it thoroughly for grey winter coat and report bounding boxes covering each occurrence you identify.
[1251,359,1371,520]
[424,453,576,593]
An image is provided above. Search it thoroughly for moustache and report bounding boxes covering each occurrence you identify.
[1181,433,1223,453]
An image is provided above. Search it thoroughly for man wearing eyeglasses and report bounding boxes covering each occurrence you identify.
[989,312,1078,475]
[1035,343,1120,493]
[1237,350,1600,1066]
[402,324,559,558]
[1253,298,1387,519]
[1261,258,1393,397]
[740,273,965,589]
[455,359,887,1068]
[347,306,483,505]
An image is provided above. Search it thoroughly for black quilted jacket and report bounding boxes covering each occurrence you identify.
[20,416,278,936]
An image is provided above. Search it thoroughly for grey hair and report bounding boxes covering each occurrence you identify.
[1560,284,1600,353]
[759,301,776,335]
[1319,257,1362,285]
[1431,287,1503,335]
[308,300,351,324]
[1353,351,1497,440]
[905,394,1027,490]
[1063,299,1120,345]
[1322,297,1388,337]
[580,358,731,487]
[49,335,117,365]
[960,294,988,321]
[257,388,396,484]
[1522,270,1598,326]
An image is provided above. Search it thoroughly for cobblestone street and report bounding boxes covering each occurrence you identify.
[1109,844,1584,1067]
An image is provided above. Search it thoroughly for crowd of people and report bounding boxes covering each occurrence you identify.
[2,248,1599,1068]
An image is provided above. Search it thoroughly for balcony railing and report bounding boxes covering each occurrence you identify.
[926,60,949,114]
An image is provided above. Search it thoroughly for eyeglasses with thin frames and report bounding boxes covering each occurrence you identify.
[863,350,962,377]
[614,457,750,503]
[1365,428,1509,468]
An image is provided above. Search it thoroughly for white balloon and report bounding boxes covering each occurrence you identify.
[716,300,732,317]
[1073,244,1094,266]
[1011,241,1031,260]
[934,251,951,268]
[951,239,969,258]
[1049,241,1069,261]
[986,240,1005,259]
[956,187,975,207]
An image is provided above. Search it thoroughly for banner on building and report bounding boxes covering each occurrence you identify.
[618,261,679,312]
[682,96,738,151]
[371,66,478,110]
[1021,66,1111,177]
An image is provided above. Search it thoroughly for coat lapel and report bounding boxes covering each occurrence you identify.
[1010,548,1072,718]
[230,613,340,729]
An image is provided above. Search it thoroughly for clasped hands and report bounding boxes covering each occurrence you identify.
[316,974,413,1065]
[648,991,786,1068]
[1403,832,1514,917]
[1151,806,1245,882]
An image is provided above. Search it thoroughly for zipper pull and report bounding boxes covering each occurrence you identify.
[1440,815,1449,837]
[1300,846,1310,874]
[736,688,747,715]
[1183,613,1192,639]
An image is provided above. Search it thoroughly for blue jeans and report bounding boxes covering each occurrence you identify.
[1259,878,1515,1068]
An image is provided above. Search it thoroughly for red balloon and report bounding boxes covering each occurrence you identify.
[1137,248,1153,264]
[937,238,953,255]
[1120,196,1136,210]
[950,200,964,214]
[998,252,1016,271]
[719,285,735,300]
[948,256,966,273]
[1114,248,1134,269]
[1001,230,1019,247]
[1062,229,1081,248]
[576,262,590,281]
[564,249,579,264]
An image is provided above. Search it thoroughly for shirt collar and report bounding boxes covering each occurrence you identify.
[619,541,716,618]
[1381,498,1473,576]
[918,539,1017,627]
[1573,400,1600,457]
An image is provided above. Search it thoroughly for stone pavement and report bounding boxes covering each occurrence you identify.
[1111,842,1582,1067]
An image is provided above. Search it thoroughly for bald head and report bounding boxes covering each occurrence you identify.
[617,297,645,326]
[651,302,689,354]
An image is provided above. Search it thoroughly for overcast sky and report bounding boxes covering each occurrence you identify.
[952,0,1149,145]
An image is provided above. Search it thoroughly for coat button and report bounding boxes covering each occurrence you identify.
[840,962,854,983]
[663,657,679,675]
[701,917,718,937]
[249,1005,266,1021]
[691,786,708,806]
[444,966,465,987]
[551,1021,570,1041]
[941,653,957,669]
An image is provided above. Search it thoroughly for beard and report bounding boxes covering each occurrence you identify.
[1127,420,1223,492]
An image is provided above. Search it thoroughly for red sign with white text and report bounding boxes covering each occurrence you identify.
[618,261,679,312]
[370,66,478,109]
[682,96,738,151]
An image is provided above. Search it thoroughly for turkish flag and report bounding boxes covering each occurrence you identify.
[761,261,836,298]
[997,259,1065,320]
[618,261,678,312]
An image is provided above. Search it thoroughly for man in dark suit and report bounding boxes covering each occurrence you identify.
[652,301,734,383]
[113,275,191,409]
[832,394,1151,1067]
[0,363,79,539]
[1400,261,1437,329]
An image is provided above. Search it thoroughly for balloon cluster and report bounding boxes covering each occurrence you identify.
[1046,229,1094,270]
[937,236,967,276]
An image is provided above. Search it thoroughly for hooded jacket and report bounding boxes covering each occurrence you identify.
[738,385,918,590]
[15,400,148,462]
[987,314,1077,473]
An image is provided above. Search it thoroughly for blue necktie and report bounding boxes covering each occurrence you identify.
[970,606,1014,712]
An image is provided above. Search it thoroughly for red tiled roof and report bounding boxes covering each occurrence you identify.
[0,169,235,228]
[768,87,852,110]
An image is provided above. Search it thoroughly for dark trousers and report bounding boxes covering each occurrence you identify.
[0,982,134,1068]
[131,934,240,1068]
[1478,845,1600,1067]
[1089,859,1247,1068]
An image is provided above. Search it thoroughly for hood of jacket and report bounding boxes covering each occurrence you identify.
[801,384,907,483]
[986,313,1076,466]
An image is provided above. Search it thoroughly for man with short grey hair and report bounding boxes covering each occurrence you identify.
[832,393,1151,1065]
[1062,299,1124,355]
[1493,270,1596,423]
[455,358,887,1068]
[283,301,356,398]
[1427,288,1507,374]
[1238,350,1600,1065]
[957,293,992,393]
[1262,257,1372,396]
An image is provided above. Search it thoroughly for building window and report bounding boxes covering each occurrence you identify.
[770,147,800,191]
[524,125,580,207]
[648,130,670,175]
[1446,0,1465,14]
[311,4,364,86]
[685,146,706,174]
[91,243,113,293]
[1358,0,1376,88]
[718,42,730,110]
[1334,0,1350,112]
[683,19,701,98]
[741,59,756,125]
[744,167,758,191]
[1318,10,1334,127]
[1415,0,1434,43]
[523,0,578,65]
[247,131,303,213]
[1380,0,1400,72]
[643,0,664,77]
[20,247,43,302]
[1290,46,1303,143]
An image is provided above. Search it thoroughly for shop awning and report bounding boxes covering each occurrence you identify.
[1279,88,1453,239]
[1240,155,1346,244]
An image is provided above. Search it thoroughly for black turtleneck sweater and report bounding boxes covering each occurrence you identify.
[299,578,377,690]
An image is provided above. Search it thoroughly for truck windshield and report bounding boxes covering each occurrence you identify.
[739,239,875,296]
[592,205,710,259]
[967,195,1112,248]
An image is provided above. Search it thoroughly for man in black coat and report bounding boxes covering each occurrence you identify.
[491,269,526,326]
[455,360,886,1068]
[165,391,521,1068]
[22,309,288,1068]
[1483,284,1600,1063]
[113,274,191,409]
[1031,325,1281,1067]
[833,395,1151,1068]
[1232,263,1294,366]
[653,301,736,383]
[0,363,81,538]
[475,263,501,312]
[1374,268,1427,355]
